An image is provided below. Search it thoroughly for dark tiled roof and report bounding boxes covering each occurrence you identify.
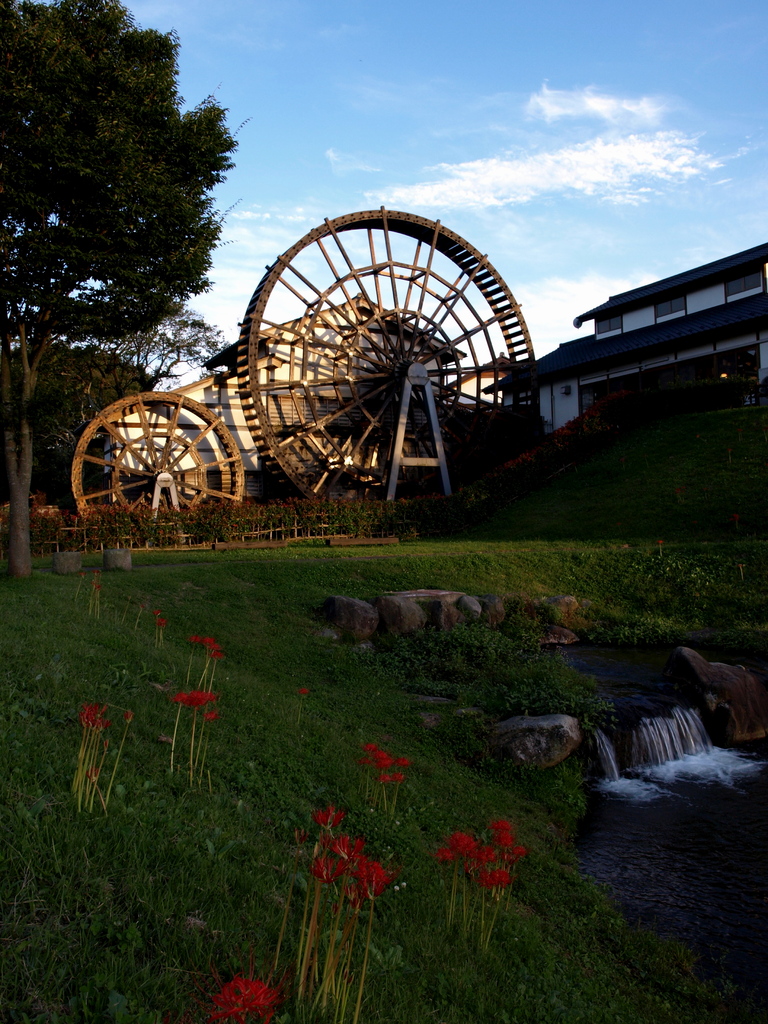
[575,241,768,323]
[531,292,768,380]
[204,340,240,370]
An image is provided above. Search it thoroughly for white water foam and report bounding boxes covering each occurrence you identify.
[597,747,763,801]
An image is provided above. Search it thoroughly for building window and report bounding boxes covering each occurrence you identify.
[579,379,609,413]
[725,271,762,297]
[655,296,685,319]
[716,346,757,379]
[596,315,622,335]
[245,471,264,498]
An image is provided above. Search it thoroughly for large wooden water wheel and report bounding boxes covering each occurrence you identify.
[234,209,535,499]
[71,392,244,512]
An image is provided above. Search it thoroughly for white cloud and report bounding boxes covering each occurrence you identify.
[191,205,320,339]
[325,148,380,175]
[526,84,667,126]
[517,271,655,357]
[371,132,720,209]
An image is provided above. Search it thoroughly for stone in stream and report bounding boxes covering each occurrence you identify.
[663,646,768,745]
[540,625,579,645]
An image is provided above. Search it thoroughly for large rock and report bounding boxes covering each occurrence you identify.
[372,595,427,635]
[663,646,768,745]
[540,625,579,645]
[323,596,379,639]
[544,595,580,614]
[456,595,482,620]
[491,714,583,767]
[478,594,505,626]
[428,598,465,632]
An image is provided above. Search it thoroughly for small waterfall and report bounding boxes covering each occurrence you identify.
[595,705,712,778]
[595,728,620,781]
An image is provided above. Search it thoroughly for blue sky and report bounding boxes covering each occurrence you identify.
[129,0,768,358]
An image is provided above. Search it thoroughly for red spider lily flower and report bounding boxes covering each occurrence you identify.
[294,828,309,846]
[209,649,225,660]
[201,637,219,649]
[377,772,393,783]
[208,974,282,1023]
[465,845,497,874]
[188,635,203,645]
[86,766,100,782]
[447,832,479,858]
[433,846,456,863]
[361,742,380,752]
[124,710,134,723]
[172,690,218,709]
[489,820,515,847]
[329,834,366,862]
[488,819,512,833]
[310,855,348,884]
[352,856,399,899]
[298,687,309,695]
[152,609,162,616]
[394,757,411,767]
[373,750,395,769]
[156,617,167,629]
[344,881,367,911]
[311,805,346,829]
[79,702,106,728]
[477,867,512,890]
[204,711,219,722]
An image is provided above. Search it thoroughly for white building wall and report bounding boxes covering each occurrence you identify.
[687,283,725,313]
[623,306,654,331]
[177,375,262,473]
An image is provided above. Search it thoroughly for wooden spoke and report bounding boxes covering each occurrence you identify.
[72,392,244,512]
[240,209,535,498]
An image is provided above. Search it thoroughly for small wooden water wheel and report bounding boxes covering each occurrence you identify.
[234,209,535,499]
[71,392,244,512]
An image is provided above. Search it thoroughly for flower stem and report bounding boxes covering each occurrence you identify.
[351,900,375,1024]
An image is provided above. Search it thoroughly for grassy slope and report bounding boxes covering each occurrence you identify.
[470,405,768,544]
[2,408,768,1023]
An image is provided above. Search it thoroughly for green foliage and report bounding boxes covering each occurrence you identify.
[1,0,236,339]
[1,0,236,574]
[364,622,609,735]
[0,552,762,1022]
[475,405,768,544]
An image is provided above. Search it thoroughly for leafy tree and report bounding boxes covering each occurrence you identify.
[71,302,225,402]
[0,0,236,575]
[0,303,224,507]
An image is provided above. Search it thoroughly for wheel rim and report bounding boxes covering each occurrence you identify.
[72,392,245,512]
[236,209,535,498]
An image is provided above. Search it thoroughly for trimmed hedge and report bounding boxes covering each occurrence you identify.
[3,378,753,554]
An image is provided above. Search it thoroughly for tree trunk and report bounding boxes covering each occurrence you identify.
[3,417,34,577]
[2,321,38,579]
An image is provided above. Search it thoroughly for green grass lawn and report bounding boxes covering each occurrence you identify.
[470,405,768,544]
[3,407,768,1023]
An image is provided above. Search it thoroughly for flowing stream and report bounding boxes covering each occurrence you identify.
[561,646,768,1004]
